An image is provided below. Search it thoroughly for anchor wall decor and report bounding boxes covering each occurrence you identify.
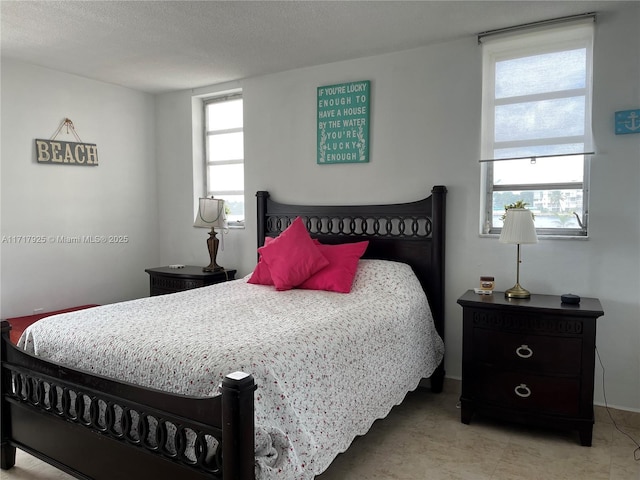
[614,109,640,135]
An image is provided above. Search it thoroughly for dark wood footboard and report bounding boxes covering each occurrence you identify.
[0,321,256,480]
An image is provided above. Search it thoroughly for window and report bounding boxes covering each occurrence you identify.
[480,20,594,236]
[204,94,244,226]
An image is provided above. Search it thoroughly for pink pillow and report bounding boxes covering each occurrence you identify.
[249,237,324,286]
[248,237,275,285]
[256,217,329,291]
[299,241,369,293]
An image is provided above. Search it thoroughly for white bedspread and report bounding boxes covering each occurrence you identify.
[19,259,444,479]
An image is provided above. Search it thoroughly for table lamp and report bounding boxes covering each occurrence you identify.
[499,208,537,298]
[194,197,227,272]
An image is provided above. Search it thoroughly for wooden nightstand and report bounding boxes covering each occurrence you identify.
[457,289,604,446]
[145,266,236,296]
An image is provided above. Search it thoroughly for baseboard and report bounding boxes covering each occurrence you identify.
[594,404,640,430]
[442,377,461,395]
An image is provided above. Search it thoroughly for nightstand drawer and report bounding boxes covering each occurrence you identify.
[145,266,236,296]
[473,328,582,375]
[473,369,581,416]
[470,309,587,337]
[150,276,204,293]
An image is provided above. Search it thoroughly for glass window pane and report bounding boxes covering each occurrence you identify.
[496,49,586,99]
[208,132,243,162]
[493,156,584,185]
[207,99,243,130]
[211,194,244,223]
[482,25,592,235]
[492,189,584,228]
[208,164,244,191]
[495,97,585,143]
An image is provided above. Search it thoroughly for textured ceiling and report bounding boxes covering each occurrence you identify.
[0,1,624,94]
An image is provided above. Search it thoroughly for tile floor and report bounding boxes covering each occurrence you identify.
[3,382,639,480]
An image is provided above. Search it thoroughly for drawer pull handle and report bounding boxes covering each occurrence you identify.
[514,384,532,398]
[516,344,533,359]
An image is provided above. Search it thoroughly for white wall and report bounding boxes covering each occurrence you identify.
[1,60,159,316]
[154,85,247,272]
[156,4,639,411]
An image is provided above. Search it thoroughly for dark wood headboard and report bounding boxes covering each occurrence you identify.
[256,186,447,355]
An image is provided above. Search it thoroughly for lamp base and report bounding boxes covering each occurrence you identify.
[203,228,224,273]
[505,283,531,299]
[203,265,225,273]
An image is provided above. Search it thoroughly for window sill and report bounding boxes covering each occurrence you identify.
[479,233,589,240]
[227,223,245,230]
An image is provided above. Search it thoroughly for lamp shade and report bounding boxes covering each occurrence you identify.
[499,208,537,244]
[194,197,227,229]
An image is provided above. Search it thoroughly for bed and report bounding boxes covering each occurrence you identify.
[1,185,447,480]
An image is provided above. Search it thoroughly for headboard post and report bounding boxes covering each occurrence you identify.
[256,191,270,257]
[430,185,447,340]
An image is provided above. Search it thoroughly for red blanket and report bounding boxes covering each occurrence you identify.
[6,305,99,344]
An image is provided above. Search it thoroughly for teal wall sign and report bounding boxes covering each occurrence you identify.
[615,109,640,135]
[317,80,370,164]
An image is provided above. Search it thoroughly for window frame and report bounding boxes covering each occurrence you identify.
[203,93,244,228]
[480,22,594,238]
